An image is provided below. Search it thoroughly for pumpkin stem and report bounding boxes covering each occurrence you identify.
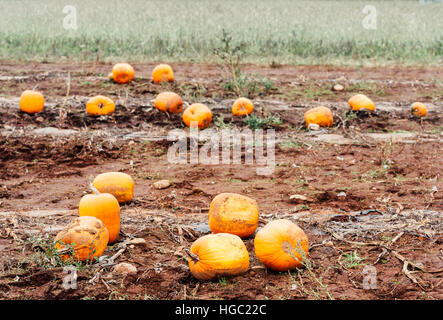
[89,182,101,195]
[184,249,200,262]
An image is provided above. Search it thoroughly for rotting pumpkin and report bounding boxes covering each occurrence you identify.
[182,103,212,129]
[19,90,44,114]
[254,219,309,271]
[152,64,174,84]
[86,95,115,116]
[154,92,183,113]
[188,233,250,281]
[79,184,120,244]
[92,172,135,203]
[304,106,333,127]
[54,216,109,262]
[111,63,135,84]
[209,193,259,238]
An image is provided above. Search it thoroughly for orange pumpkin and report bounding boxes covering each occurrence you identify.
[348,94,375,111]
[92,172,135,203]
[182,103,212,129]
[79,185,120,243]
[152,64,174,84]
[111,63,135,84]
[411,102,427,117]
[209,193,259,238]
[232,97,254,116]
[254,219,309,271]
[154,92,183,113]
[304,106,333,127]
[86,95,115,116]
[188,233,250,280]
[55,216,109,262]
[19,90,44,114]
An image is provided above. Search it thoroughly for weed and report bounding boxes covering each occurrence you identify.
[243,114,282,129]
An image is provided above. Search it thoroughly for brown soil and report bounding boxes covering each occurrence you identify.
[0,62,442,300]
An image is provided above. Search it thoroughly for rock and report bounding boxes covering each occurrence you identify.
[332,84,344,91]
[153,180,171,190]
[130,238,146,245]
[307,123,320,131]
[36,117,44,122]
[337,191,347,199]
[32,127,78,137]
[289,194,309,203]
[113,263,137,275]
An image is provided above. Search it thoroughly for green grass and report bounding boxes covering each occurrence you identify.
[0,0,442,65]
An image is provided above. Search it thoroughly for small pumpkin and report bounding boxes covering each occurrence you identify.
[152,64,174,84]
[79,184,120,243]
[19,90,44,114]
[92,172,135,203]
[232,97,254,116]
[411,102,427,117]
[55,216,109,262]
[348,94,375,111]
[86,95,115,116]
[188,233,250,280]
[304,106,333,127]
[182,103,212,129]
[111,63,135,84]
[254,219,309,271]
[209,193,259,238]
[154,92,183,113]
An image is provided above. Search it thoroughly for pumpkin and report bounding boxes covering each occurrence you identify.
[86,95,115,116]
[55,216,109,262]
[304,106,333,127]
[232,97,254,116]
[111,63,135,84]
[154,92,183,113]
[19,90,44,114]
[152,64,174,84]
[348,94,375,111]
[188,233,250,280]
[79,184,120,243]
[92,172,134,203]
[209,193,259,238]
[182,103,212,129]
[411,102,427,117]
[254,219,309,271]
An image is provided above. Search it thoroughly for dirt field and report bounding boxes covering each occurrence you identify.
[0,62,442,300]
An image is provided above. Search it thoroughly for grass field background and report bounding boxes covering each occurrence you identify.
[0,0,442,65]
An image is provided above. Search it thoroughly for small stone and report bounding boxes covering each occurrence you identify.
[308,123,320,131]
[332,84,344,91]
[130,238,146,245]
[153,180,171,190]
[113,262,137,275]
[337,192,347,198]
[36,117,44,122]
[289,194,308,203]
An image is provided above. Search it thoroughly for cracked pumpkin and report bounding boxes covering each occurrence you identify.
[188,233,250,280]
[55,216,109,262]
[209,193,259,238]
[411,102,427,117]
[254,219,309,271]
